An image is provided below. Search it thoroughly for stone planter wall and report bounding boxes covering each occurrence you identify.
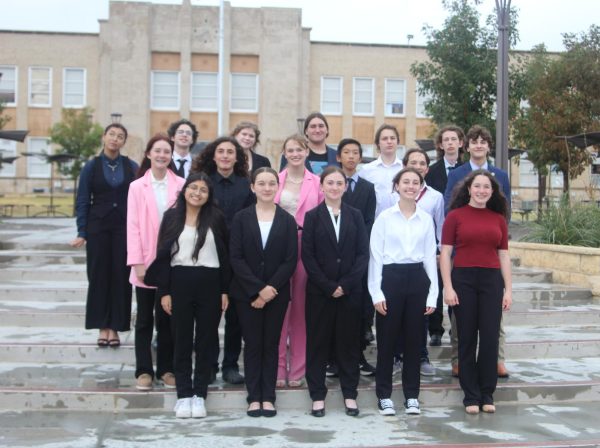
[510,241,600,296]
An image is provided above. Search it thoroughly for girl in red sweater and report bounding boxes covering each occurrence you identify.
[440,170,512,415]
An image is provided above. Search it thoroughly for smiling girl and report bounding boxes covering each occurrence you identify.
[368,167,438,417]
[127,133,183,391]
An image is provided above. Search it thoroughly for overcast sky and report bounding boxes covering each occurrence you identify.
[0,0,598,52]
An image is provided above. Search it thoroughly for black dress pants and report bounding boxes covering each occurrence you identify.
[428,267,445,337]
[171,266,222,399]
[85,214,131,331]
[236,297,288,404]
[375,263,428,400]
[134,286,174,379]
[452,267,503,407]
[305,292,361,401]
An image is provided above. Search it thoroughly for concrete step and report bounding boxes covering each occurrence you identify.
[1,323,598,363]
[0,249,85,265]
[0,358,599,411]
[0,264,87,281]
[512,283,592,301]
[512,266,553,283]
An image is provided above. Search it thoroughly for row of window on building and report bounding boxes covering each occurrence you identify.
[0,137,53,178]
[321,76,431,117]
[0,66,86,108]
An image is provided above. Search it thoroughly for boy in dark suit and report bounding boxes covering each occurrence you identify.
[425,125,465,195]
[335,138,377,376]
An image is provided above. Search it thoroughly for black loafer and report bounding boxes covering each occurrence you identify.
[430,334,442,346]
[311,408,325,417]
[345,406,359,417]
[223,369,245,385]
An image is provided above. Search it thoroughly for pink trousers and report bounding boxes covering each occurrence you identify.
[277,235,307,381]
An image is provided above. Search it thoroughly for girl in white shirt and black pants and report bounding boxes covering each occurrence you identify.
[368,167,438,416]
[145,172,230,419]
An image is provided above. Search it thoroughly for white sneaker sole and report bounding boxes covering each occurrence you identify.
[175,412,192,418]
[405,408,421,415]
[379,409,396,416]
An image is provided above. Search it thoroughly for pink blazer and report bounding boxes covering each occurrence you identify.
[275,169,324,227]
[127,169,185,288]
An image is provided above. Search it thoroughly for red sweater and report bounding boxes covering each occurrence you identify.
[442,205,508,269]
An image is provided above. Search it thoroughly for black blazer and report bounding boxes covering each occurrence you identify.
[144,209,231,298]
[425,158,463,195]
[301,202,369,305]
[250,151,272,173]
[342,177,376,236]
[229,205,298,303]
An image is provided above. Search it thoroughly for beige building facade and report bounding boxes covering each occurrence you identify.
[1,0,598,201]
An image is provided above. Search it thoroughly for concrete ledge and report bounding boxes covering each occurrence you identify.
[510,242,600,296]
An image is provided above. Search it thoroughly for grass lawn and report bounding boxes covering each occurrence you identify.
[0,194,75,218]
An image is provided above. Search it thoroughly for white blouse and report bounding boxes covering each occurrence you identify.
[258,220,273,249]
[368,204,438,308]
[171,226,220,268]
[150,171,168,221]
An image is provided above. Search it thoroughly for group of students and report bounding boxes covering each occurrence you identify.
[72,113,512,419]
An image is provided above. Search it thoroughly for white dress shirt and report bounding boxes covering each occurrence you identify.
[258,220,273,249]
[469,160,489,171]
[368,204,439,308]
[416,183,445,248]
[326,205,341,242]
[150,171,168,221]
[444,157,458,176]
[173,153,192,178]
[358,156,403,218]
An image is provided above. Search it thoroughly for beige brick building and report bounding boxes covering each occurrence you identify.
[1,0,598,201]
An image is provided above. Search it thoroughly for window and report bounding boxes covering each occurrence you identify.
[28,67,52,107]
[191,72,218,111]
[353,77,374,116]
[320,76,343,115]
[151,71,180,110]
[27,138,52,178]
[384,79,406,116]
[0,66,17,106]
[518,155,538,188]
[230,73,258,112]
[63,68,86,108]
[0,139,17,177]
[416,83,432,117]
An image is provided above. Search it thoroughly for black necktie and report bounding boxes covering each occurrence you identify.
[176,159,187,178]
[347,178,355,194]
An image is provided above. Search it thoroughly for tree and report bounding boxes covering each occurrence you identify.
[512,27,600,195]
[50,107,103,180]
[0,101,11,130]
[410,0,521,139]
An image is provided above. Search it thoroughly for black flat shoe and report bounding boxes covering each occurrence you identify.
[247,407,262,417]
[311,408,325,417]
[345,406,359,417]
[261,408,277,417]
[97,338,109,347]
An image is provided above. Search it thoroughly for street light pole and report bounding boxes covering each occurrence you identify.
[495,0,511,172]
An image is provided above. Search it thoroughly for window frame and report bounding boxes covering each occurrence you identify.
[62,67,87,108]
[190,71,218,112]
[384,78,406,117]
[0,65,18,107]
[28,66,52,108]
[0,139,17,177]
[230,73,259,113]
[352,77,375,116]
[26,137,52,179]
[320,76,343,116]
[150,70,181,111]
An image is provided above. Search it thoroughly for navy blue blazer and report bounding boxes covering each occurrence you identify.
[228,205,298,303]
[443,162,511,215]
[301,202,369,306]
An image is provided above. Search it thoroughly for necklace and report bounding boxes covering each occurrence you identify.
[287,176,303,184]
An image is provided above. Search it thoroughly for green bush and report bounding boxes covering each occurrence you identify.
[521,197,600,247]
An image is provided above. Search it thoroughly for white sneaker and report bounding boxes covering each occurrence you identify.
[174,397,192,418]
[378,398,396,416]
[192,395,207,418]
[405,398,421,415]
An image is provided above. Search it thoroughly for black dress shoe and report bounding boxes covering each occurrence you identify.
[261,408,277,417]
[209,368,217,384]
[222,369,245,385]
[364,328,375,344]
[311,407,325,417]
[429,334,442,346]
[345,406,360,417]
[247,407,262,417]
